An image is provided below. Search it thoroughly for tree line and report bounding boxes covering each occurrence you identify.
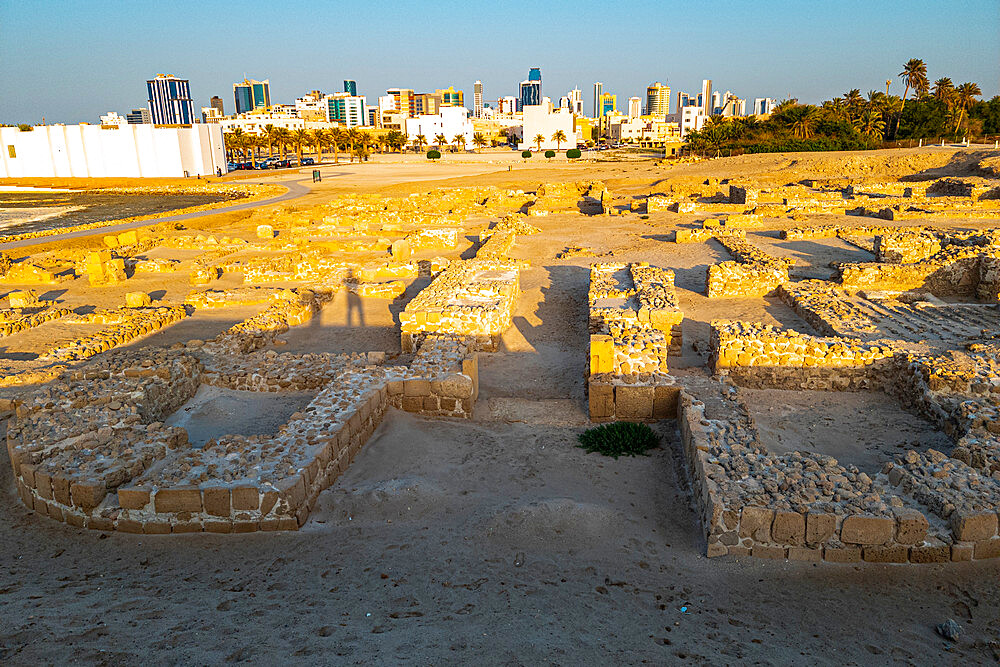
[686,59,997,155]
[223,126,496,165]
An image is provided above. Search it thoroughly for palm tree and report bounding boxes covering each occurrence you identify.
[915,74,930,99]
[291,128,309,164]
[843,89,863,108]
[533,133,545,151]
[953,82,982,131]
[451,134,466,152]
[853,107,886,140]
[310,129,325,163]
[472,132,487,152]
[329,127,344,164]
[899,58,927,102]
[273,127,292,159]
[224,127,245,162]
[263,124,276,158]
[414,134,427,152]
[434,133,447,150]
[346,128,362,162]
[933,78,955,105]
[783,105,819,139]
[551,129,567,150]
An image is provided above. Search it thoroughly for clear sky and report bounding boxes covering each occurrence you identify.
[2,0,997,124]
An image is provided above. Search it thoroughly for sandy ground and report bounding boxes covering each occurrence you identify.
[3,147,1000,664]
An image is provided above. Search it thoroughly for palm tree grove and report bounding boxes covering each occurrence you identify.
[685,58,997,155]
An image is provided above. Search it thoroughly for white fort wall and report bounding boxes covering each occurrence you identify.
[0,124,227,178]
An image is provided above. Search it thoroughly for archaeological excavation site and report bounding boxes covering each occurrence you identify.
[3,149,1000,576]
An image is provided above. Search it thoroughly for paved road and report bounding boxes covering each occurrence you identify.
[0,175,313,252]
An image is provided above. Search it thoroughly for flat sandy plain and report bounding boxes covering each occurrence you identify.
[2,147,1000,665]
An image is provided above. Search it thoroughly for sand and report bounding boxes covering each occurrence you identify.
[2,146,1000,664]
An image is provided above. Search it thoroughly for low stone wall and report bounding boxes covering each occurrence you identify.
[710,320,899,389]
[705,235,793,298]
[587,262,683,421]
[7,333,481,534]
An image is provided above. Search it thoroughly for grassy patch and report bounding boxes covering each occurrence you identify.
[577,421,659,459]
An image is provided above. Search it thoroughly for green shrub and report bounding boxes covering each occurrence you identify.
[17,124,33,132]
[544,150,556,159]
[521,150,532,159]
[577,421,659,458]
[566,148,581,159]
[426,150,441,160]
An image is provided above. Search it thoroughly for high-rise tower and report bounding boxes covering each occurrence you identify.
[147,74,194,124]
[474,80,483,118]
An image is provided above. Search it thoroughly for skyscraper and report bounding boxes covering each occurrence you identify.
[701,79,713,116]
[568,88,583,115]
[233,78,271,114]
[645,82,671,116]
[344,79,357,96]
[146,74,193,124]
[474,80,483,118]
[628,97,642,118]
[210,96,224,116]
[520,68,541,109]
[677,91,693,110]
[600,92,617,117]
[593,82,603,118]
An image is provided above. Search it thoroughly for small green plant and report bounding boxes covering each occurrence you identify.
[544,149,555,159]
[426,149,441,160]
[566,148,581,159]
[521,150,532,159]
[17,124,33,132]
[577,421,659,458]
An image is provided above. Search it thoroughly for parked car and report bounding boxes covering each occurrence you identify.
[300,157,315,166]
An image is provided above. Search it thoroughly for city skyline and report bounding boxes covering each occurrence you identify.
[1,0,998,124]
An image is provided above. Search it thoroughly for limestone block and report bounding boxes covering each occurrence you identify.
[118,487,151,510]
[739,506,774,541]
[588,381,614,420]
[771,511,805,545]
[202,487,231,517]
[863,545,908,563]
[652,385,680,419]
[154,488,202,513]
[823,545,862,563]
[391,239,412,261]
[590,335,614,375]
[256,224,275,239]
[893,508,928,545]
[974,538,1000,560]
[117,230,138,246]
[950,511,998,542]
[125,292,152,308]
[751,544,786,560]
[615,384,653,420]
[840,515,894,545]
[8,290,38,308]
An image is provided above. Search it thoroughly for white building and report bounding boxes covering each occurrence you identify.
[666,107,707,138]
[700,79,713,116]
[567,88,583,115]
[405,106,474,149]
[474,80,483,118]
[627,97,642,119]
[201,106,225,123]
[0,124,227,178]
[499,96,518,115]
[753,97,777,115]
[100,112,128,127]
[517,105,575,151]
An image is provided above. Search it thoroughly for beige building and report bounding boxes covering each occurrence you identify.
[646,81,671,117]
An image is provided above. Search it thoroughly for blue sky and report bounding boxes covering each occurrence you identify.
[2,0,997,123]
